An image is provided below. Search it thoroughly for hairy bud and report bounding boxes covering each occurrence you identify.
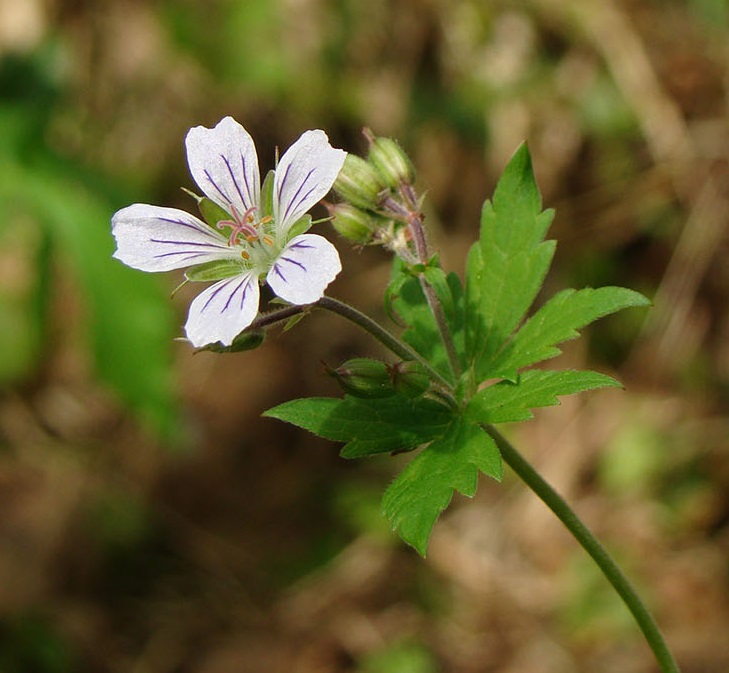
[333,154,388,210]
[326,358,395,398]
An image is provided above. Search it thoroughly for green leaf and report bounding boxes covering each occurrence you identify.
[465,144,556,381]
[488,287,651,377]
[466,369,621,424]
[382,419,502,555]
[264,395,453,458]
[287,214,313,239]
[387,261,465,379]
[0,155,180,440]
[0,218,50,386]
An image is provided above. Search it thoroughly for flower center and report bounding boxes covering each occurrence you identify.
[216,205,274,248]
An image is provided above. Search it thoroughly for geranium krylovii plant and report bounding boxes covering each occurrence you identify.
[111,118,680,673]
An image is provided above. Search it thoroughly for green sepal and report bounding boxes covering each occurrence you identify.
[199,198,230,229]
[195,329,266,353]
[283,313,306,332]
[185,258,246,282]
[260,169,275,219]
[287,214,312,239]
[182,188,230,228]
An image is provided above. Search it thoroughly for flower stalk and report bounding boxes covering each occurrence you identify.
[319,290,679,672]
[486,425,681,673]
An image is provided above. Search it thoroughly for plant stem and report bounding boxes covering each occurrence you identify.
[250,304,306,329]
[316,296,454,394]
[485,425,681,673]
[406,209,462,380]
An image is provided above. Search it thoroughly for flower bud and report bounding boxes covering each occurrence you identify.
[326,358,395,398]
[333,154,388,210]
[367,136,415,189]
[327,202,387,244]
[389,361,430,398]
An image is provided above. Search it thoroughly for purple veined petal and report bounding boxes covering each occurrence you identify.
[184,272,261,347]
[185,117,261,218]
[273,130,347,233]
[266,233,341,305]
[112,204,236,272]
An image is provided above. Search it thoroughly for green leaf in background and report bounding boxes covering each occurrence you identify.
[381,418,502,555]
[0,156,180,441]
[466,369,621,425]
[0,216,50,386]
[465,143,556,381]
[487,287,651,377]
[264,395,453,458]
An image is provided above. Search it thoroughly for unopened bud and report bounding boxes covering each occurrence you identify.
[389,361,430,398]
[333,154,388,210]
[327,202,387,244]
[367,135,416,189]
[326,358,395,398]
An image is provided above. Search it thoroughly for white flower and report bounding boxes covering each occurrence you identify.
[112,117,347,347]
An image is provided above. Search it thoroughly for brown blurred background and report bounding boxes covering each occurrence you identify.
[1,0,728,671]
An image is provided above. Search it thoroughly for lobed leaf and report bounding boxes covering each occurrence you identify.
[382,419,502,555]
[264,395,453,458]
[465,369,621,424]
[486,287,651,378]
[465,144,556,381]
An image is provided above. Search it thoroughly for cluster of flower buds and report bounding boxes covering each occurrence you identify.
[327,130,418,255]
[325,358,430,399]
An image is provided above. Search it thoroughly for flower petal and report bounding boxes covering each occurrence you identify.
[273,130,347,233]
[112,204,235,272]
[184,273,260,347]
[266,234,341,304]
[185,117,261,218]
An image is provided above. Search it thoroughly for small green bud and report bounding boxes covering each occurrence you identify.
[333,154,388,210]
[326,358,395,398]
[327,202,386,244]
[389,361,430,398]
[367,135,415,189]
[196,329,266,353]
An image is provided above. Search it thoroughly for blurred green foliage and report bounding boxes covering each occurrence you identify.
[0,0,726,670]
[357,640,438,673]
[0,613,76,673]
[0,45,180,440]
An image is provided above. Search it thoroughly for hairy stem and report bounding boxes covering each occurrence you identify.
[485,425,681,673]
[250,304,306,329]
[406,209,462,380]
